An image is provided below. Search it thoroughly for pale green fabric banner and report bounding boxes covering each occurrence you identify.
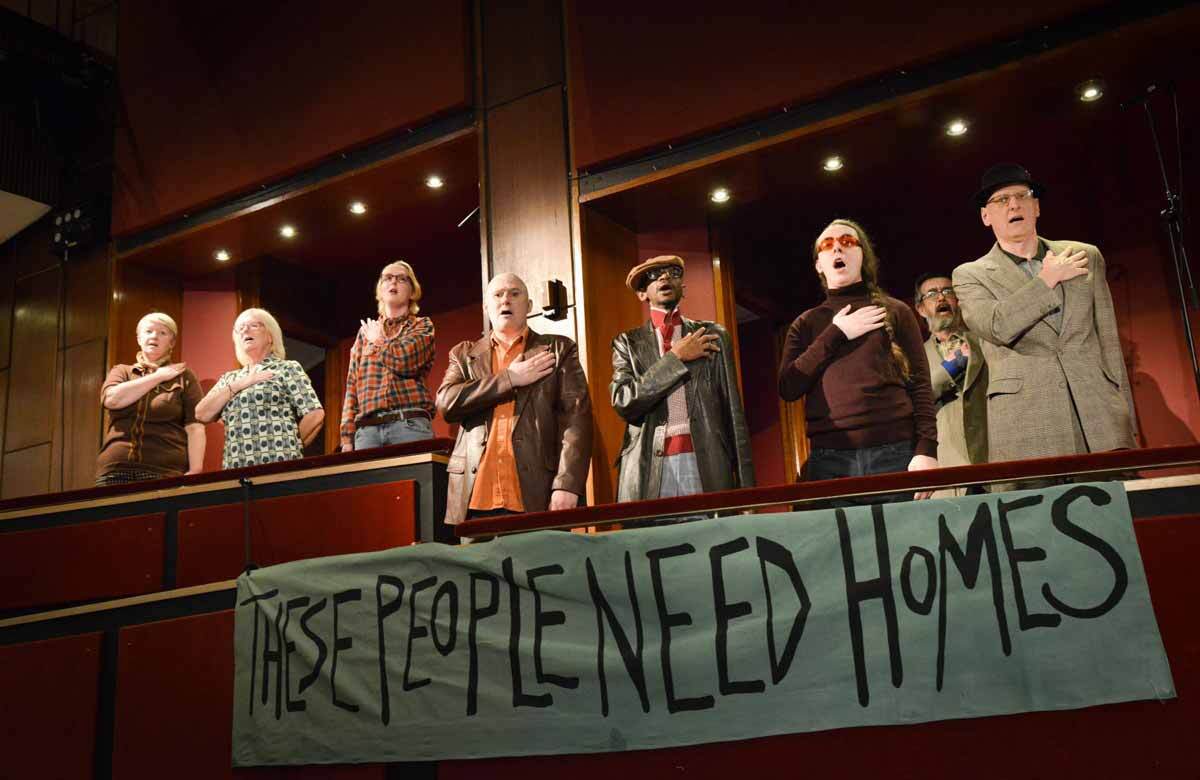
[232,482,1175,766]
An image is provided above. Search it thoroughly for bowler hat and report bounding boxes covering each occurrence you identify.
[972,163,1045,209]
[626,255,685,292]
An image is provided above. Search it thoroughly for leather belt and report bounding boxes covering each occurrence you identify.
[359,408,432,428]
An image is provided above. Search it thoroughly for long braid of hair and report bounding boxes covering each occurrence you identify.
[867,284,911,383]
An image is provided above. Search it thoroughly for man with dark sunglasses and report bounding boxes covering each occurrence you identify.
[914,273,988,494]
[611,255,755,508]
[952,163,1136,476]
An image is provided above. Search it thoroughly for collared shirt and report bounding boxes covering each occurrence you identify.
[1002,239,1063,330]
[650,307,692,441]
[469,328,528,512]
[339,315,436,446]
[216,356,322,469]
[97,363,202,478]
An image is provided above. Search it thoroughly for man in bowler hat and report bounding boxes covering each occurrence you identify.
[611,255,754,504]
[952,164,1136,470]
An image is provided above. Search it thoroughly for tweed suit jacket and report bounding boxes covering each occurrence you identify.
[436,329,593,525]
[952,238,1136,463]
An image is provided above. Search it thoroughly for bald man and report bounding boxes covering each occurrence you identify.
[437,273,593,529]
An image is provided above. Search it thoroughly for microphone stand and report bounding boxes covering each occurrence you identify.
[1137,87,1199,401]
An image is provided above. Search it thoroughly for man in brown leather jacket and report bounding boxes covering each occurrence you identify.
[437,273,593,527]
[611,255,754,502]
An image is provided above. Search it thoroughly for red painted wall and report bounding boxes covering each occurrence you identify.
[181,290,240,472]
[566,0,1101,170]
[737,318,788,489]
[114,2,471,236]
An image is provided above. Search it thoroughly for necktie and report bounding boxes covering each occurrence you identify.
[651,309,682,352]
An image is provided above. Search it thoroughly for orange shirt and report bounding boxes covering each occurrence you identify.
[468,328,528,512]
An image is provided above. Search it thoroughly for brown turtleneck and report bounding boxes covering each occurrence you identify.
[778,281,937,457]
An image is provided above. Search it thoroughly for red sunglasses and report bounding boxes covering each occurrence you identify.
[817,234,861,252]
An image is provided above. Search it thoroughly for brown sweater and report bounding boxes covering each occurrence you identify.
[778,281,937,457]
[96,365,203,478]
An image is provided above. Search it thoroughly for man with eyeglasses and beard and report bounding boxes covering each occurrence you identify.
[953,164,1136,477]
[611,256,754,508]
[914,273,988,495]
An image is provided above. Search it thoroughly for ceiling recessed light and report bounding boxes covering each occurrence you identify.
[1076,79,1104,103]
[214,249,230,262]
[425,175,444,189]
[349,201,367,215]
[822,156,844,172]
[280,225,297,239]
[946,119,969,137]
[709,187,731,204]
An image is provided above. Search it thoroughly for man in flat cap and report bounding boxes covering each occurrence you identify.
[611,255,754,505]
[952,163,1136,472]
[438,273,592,531]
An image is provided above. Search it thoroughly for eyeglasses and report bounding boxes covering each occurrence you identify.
[641,266,684,286]
[985,189,1035,208]
[918,287,957,303]
[816,234,861,253]
[235,321,266,333]
[381,273,411,285]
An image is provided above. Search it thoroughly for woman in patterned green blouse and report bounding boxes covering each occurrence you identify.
[195,308,325,469]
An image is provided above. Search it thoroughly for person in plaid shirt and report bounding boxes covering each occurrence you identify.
[340,260,437,451]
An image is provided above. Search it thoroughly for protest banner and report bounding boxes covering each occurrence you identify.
[232,482,1175,766]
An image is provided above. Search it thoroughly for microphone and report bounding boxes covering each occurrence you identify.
[1120,82,1169,111]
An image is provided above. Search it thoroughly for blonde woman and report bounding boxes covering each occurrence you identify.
[778,219,938,502]
[195,308,324,469]
[96,312,204,485]
[340,260,436,451]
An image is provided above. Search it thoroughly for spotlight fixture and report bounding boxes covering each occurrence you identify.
[279,225,297,239]
[709,187,731,204]
[822,156,844,172]
[215,249,231,262]
[50,203,105,255]
[1076,79,1105,103]
[945,119,969,137]
[425,175,444,189]
[349,201,367,215]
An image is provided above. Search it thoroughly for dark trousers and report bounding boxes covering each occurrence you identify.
[804,440,914,508]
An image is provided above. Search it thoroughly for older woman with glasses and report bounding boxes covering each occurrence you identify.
[778,218,938,503]
[195,308,324,469]
[339,260,436,451]
[96,312,205,485]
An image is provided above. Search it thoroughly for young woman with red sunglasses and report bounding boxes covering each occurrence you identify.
[778,218,938,503]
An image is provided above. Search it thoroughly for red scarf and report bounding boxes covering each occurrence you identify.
[650,309,683,351]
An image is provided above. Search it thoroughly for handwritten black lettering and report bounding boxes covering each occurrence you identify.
[648,543,715,713]
[586,553,650,716]
[755,537,811,685]
[375,576,405,725]
[467,572,500,716]
[1043,486,1128,619]
[403,576,437,692]
[710,538,765,696]
[331,588,362,713]
[528,565,579,690]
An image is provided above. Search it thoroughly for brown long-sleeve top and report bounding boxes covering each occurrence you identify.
[778,281,937,457]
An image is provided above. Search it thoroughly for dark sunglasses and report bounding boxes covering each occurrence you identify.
[641,265,684,287]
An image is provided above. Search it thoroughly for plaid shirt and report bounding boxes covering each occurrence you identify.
[340,315,436,446]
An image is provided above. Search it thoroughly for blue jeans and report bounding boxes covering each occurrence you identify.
[353,416,433,450]
[805,440,914,507]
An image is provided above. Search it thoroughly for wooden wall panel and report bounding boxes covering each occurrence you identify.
[175,480,418,586]
[9,217,60,278]
[0,248,12,370]
[63,340,107,489]
[0,443,50,499]
[483,0,564,109]
[486,87,576,340]
[109,258,183,371]
[0,633,102,780]
[0,512,164,611]
[65,244,110,347]
[114,2,470,236]
[580,209,644,504]
[0,370,7,456]
[6,267,61,451]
